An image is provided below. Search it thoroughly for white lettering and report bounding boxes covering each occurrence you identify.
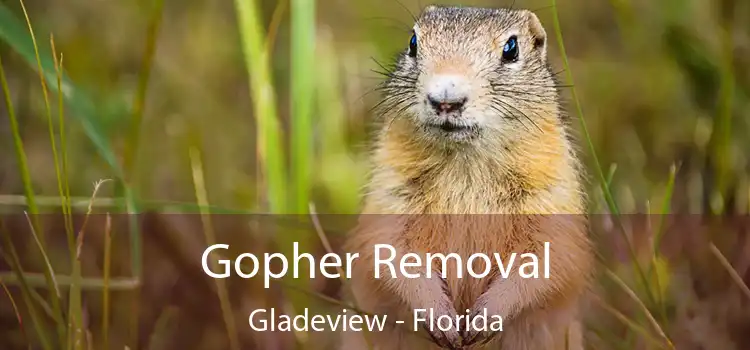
[235,253,259,278]
[265,253,288,288]
[467,253,491,278]
[202,244,230,278]
[494,253,517,278]
[248,309,267,331]
[319,253,341,278]
[345,253,359,279]
[426,253,462,278]
[519,253,539,278]
[294,242,315,279]
[544,241,550,278]
[374,244,397,278]
[400,253,422,278]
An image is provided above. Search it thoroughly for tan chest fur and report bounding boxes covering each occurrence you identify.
[355,117,586,309]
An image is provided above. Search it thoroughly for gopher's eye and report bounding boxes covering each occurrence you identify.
[502,35,519,62]
[408,33,417,58]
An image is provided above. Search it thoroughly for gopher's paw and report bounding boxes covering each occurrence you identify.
[417,274,462,349]
[420,304,462,349]
[462,294,504,347]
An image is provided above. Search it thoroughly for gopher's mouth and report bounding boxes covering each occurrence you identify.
[438,121,468,132]
[428,120,475,133]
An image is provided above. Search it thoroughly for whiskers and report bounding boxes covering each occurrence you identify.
[486,78,566,132]
[487,97,542,132]
[378,92,419,134]
[365,57,420,133]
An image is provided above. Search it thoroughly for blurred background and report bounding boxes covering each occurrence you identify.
[0,0,749,349]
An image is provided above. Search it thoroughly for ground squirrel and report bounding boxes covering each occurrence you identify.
[341,5,594,350]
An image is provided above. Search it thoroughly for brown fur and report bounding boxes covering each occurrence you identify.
[342,5,594,350]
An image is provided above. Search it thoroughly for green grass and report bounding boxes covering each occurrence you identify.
[0,16,56,348]
[0,2,124,178]
[290,0,315,214]
[234,0,287,214]
[549,1,675,347]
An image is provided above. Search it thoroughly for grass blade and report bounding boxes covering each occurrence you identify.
[290,0,316,214]
[50,35,76,268]
[0,272,139,290]
[709,243,750,300]
[0,49,38,234]
[102,213,112,350]
[651,164,678,252]
[648,163,679,326]
[233,0,287,213]
[17,0,52,243]
[1,279,31,350]
[707,3,735,214]
[122,0,164,179]
[69,179,110,350]
[605,269,674,349]
[0,195,260,214]
[591,294,668,350]
[22,211,61,302]
[266,0,287,53]
[188,146,241,350]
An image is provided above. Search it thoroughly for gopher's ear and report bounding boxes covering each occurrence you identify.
[524,11,548,59]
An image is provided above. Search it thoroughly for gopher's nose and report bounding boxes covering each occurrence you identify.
[426,74,469,114]
[427,95,467,114]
